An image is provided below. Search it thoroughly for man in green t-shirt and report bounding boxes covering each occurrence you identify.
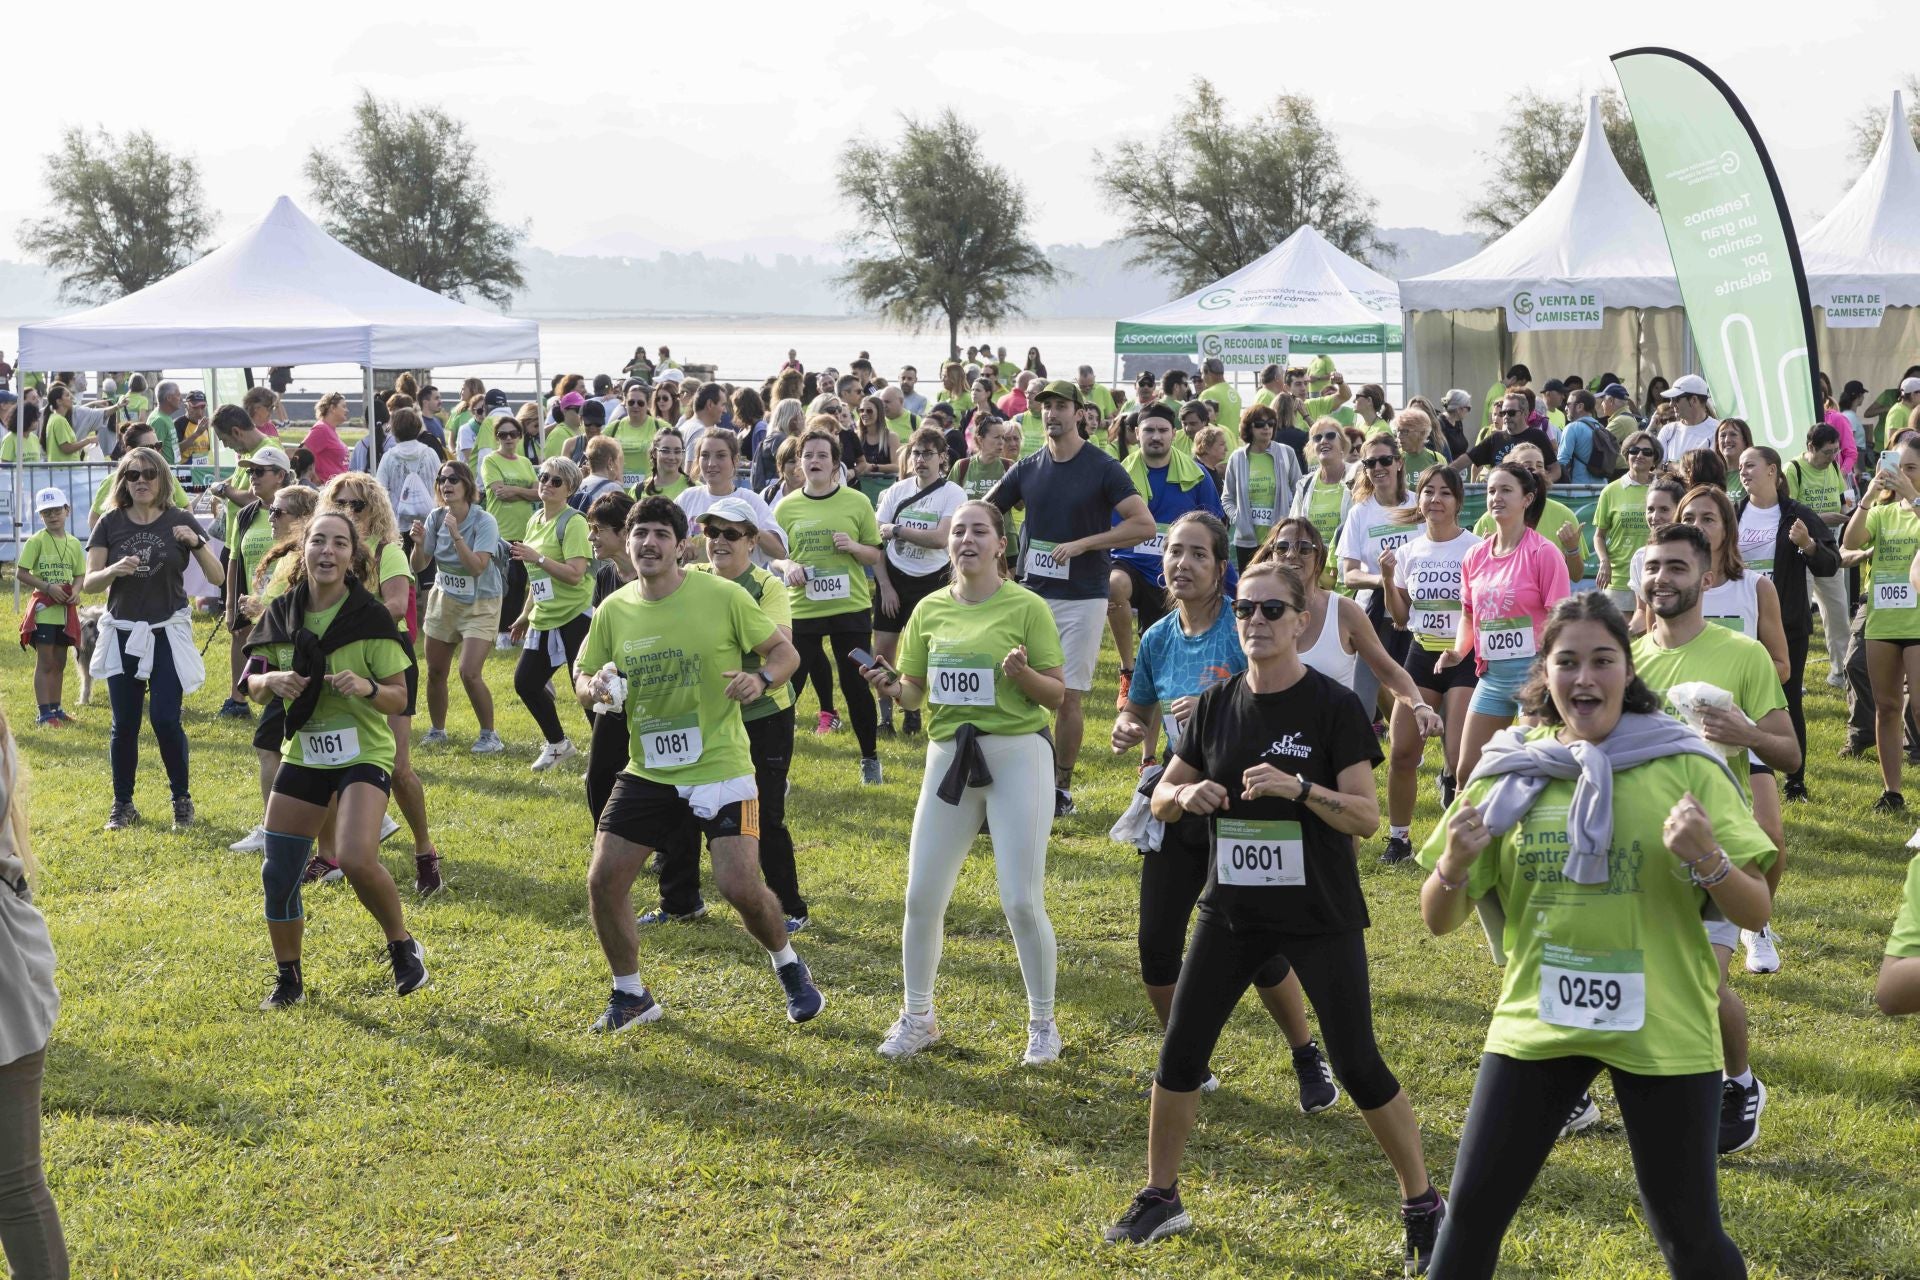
[1598,382,1640,443]
[1630,521,1796,1155]
[1195,355,1241,430]
[1877,851,1920,1015]
[147,381,184,463]
[1253,363,1286,408]
[1076,366,1116,419]
[994,347,1020,387]
[1302,368,1354,427]
[1786,424,1855,683]
[574,495,819,1032]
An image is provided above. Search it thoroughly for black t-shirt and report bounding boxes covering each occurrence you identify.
[1175,668,1383,933]
[87,506,203,622]
[984,440,1139,601]
[1466,425,1554,470]
[592,562,631,607]
[1275,425,1309,471]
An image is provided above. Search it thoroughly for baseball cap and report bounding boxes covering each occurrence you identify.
[184,389,207,404]
[483,388,509,409]
[1542,378,1567,393]
[657,369,685,385]
[925,401,955,421]
[1033,379,1084,407]
[557,391,587,410]
[1902,377,1920,396]
[1600,382,1631,400]
[0,390,16,406]
[701,495,760,531]
[33,486,68,512]
[1443,389,1472,409]
[245,446,293,472]
[1663,374,1711,399]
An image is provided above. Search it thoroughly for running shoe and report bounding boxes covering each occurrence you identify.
[777,957,824,1023]
[1827,670,1846,689]
[49,708,76,726]
[1103,1185,1189,1244]
[217,697,253,719]
[1115,669,1132,711]
[379,813,401,843]
[1782,777,1809,802]
[470,729,505,754]
[1718,1076,1766,1155]
[590,987,663,1033]
[877,1009,940,1059]
[389,937,430,995]
[171,796,196,830]
[901,710,921,736]
[530,739,576,772]
[876,717,896,738]
[1379,835,1414,866]
[813,711,842,736]
[859,756,884,786]
[1054,789,1077,818]
[1373,718,1389,739]
[1558,1092,1600,1138]
[1742,926,1781,974]
[1838,741,1868,759]
[1199,1074,1220,1093]
[1877,790,1907,813]
[33,711,56,728]
[421,727,449,747]
[1293,1041,1341,1114]
[414,852,443,897]
[104,802,140,832]
[259,962,304,1011]
[785,914,809,935]
[303,855,343,885]
[229,825,267,853]
[636,904,709,927]
[1021,1018,1062,1065]
[1402,1194,1446,1277]
[1437,773,1457,810]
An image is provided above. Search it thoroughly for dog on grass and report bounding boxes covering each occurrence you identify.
[74,605,102,706]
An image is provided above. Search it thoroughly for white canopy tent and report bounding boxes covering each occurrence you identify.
[1803,91,1920,401]
[1400,97,1686,419]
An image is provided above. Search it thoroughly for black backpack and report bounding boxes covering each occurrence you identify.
[1581,419,1623,479]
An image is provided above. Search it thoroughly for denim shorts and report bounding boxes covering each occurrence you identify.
[1468,655,1534,718]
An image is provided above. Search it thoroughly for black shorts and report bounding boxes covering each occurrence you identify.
[253,699,287,752]
[271,760,393,805]
[400,662,418,719]
[875,566,949,634]
[29,624,71,649]
[1869,635,1920,651]
[597,772,760,845]
[791,609,873,638]
[1403,641,1478,694]
[1114,558,1170,633]
[1751,761,1775,778]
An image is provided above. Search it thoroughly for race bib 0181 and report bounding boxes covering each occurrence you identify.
[638,712,703,769]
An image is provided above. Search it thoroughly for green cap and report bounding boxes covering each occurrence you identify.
[1033,379,1084,407]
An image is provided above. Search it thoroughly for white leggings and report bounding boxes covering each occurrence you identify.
[902,732,1057,1021]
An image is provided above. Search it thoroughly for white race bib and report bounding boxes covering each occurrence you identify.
[1026,540,1070,581]
[639,713,703,768]
[1536,945,1646,1031]
[1875,575,1916,610]
[1413,601,1460,638]
[804,571,851,601]
[299,726,361,767]
[437,571,474,598]
[1477,615,1537,661]
[529,576,555,603]
[1214,818,1305,887]
[1137,524,1170,556]
[929,653,995,706]
[1250,505,1276,528]
[895,510,940,566]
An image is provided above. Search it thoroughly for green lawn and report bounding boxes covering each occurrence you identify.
[7,588,1919,1278]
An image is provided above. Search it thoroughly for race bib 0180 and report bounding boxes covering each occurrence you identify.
[928,652,995,706]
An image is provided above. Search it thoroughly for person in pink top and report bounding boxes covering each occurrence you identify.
[303,391,352,483]
[1437,461,1572,782]
[1823,404,1858,477]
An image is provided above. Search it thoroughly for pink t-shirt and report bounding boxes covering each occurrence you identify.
[303,421,349,482]
[1824,409,1858,475]
[1459,526,1572,670]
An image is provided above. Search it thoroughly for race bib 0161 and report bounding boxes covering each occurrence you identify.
[299,726,360,768]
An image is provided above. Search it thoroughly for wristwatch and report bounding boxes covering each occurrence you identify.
[754,670,774,690]
[1294,773,1314,803]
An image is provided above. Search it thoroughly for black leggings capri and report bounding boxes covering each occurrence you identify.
[1156,911,1399,1109]
[1432,1053,1743,1279]
[515,611,592,746]
[1783,627,1809,787]
[791,613,878,757]
[1139,816,1287,988]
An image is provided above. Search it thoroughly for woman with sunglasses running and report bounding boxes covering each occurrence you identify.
[1593,432,1664,614]
[1338,433,1418,730]
[1102,559,1444,1274]
[409,459,505,754]
[1289,417,1353,590]
[507,456,595,772]
[480,415,538,648]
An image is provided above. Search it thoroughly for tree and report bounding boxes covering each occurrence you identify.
[1094,78,1387,294]
[1464,89,1651,239]
[1849,75,1920,175]
[836,110,1055,358]
[18,127,212,305]
[305,91,524,306]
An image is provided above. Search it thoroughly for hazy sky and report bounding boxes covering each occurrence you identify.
[4,0,1917,266]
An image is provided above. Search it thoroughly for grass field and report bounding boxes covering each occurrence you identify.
[6,587,1919,1279]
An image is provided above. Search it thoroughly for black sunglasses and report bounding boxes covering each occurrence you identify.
[268,506,293,517]
[1232,598,1298,621]
[1497,410,1521,419]
[1264,539,1318,556]
[123,468,160,482]
[702,526,752,542]
[538,473,567,486]
[1361,455,1398,469]
[1624,447,1656,458]
[1310,432,1341,444]
[494,430,522,440]
[437,473,463,484]
[337,498,370,514]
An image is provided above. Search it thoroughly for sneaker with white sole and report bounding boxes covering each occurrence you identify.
[1558,1092,1600,1139]
[1103,1185,1189,1244]
[389,937,430,995]
[636,904,709,927]
[1292,1040,1341,1114]
[470,729,505,754]
[1199,1073,1220,1093]
[1742,926,1781,974]
[530,739,576,772]
[878,1010,941,1059]
[859,756,883,786]
[1718,1076,1766,1155]
[421,728,449,747]
[590,987,663,1033]
[1021,1017,1062,1065]
[379,814,401,843]
[229,825,268,853]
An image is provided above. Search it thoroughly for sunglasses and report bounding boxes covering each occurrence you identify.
[123,469,160,482]
[1497,410,1521,419]
[626,400,646,408]
[437,474,463,484]
[1625,447,1656,457]
[495,430,521,440]
[1232,598,1298,621]
[702,526,752,542]
[1264,539,1318,556]
[1310,432,1341,444]
[268,507,293,518]
[337,498,370,514]
[1361,456,1398,469]
[538,474,567,486]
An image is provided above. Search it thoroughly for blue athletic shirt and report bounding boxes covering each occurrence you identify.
[1131,603,1244,709]
[1112,465,1226,584]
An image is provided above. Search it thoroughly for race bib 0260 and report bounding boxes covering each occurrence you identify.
[1214,818,1305,887]
[1477,615,1537,660]
[1536,944,1646,1032]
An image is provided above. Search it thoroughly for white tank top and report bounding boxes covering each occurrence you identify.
[1702,573,1760,638]
[1298,593,1358,688]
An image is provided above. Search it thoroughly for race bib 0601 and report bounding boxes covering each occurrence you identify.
[1536,944,1645,1031]
[1477,615,1537,660]
[1214,818,1305,887]
[1026,540,1069,580]
[300,726,360,767]
[929,652,995,706]
[804,571,851,601]
[638,713,703,768]
[529,576,555,603]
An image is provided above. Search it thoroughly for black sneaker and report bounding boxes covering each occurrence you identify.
[901,710,922,736]
[1103,1185,1190,1244]
[218,697,254,720]
[1782,777,1809,802]
[104,801,140,832]
[1054,789,1077,818]
[777,957,824,1023]
[1717,1076,1766,1155]
[1402,1193,1446,1276]
[260,961,304,1010]
[1438,773,1457,810]
[414,852,443,897]
[590,987,663,1033]
[1293,1040,1341,1114]
[1558,1091,1600,1138]
[1379,835,1414,865]
[171,796,196,830]
[1877,790,1907,813]
[876,718,896,738]
[389,937,430,996]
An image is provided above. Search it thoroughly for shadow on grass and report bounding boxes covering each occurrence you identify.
[45,1040,282,1143]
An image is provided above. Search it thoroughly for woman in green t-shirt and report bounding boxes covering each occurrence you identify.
[508,456,595,773]
[636,429,691,502]
[229,488,320,857]
[1287,416,1353,588]
[1417,592,1772,1277]
[480,418,538,635]
[1842,435,1920,810]
[243,511,429,1010]
[862,500,1066,1066]
[1592,430,1663,613]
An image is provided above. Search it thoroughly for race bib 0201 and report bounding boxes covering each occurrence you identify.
[638,712,703,769]
[928,652,995,706]
[300,726,361,768]
[1214,818,1305,887]
[1536,944,1646,1032]
[1026,540,1070,581]
[1477,615,1537,660]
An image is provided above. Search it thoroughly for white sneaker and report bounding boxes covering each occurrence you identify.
[531,739,576,772]
[421,728,449,747]
[228,825,267,853]
[495,632,513,651]
[1200,1074,1221,1093]
[1826,671,1846,689]
[1021,1018,1062,1066]
[877,1010,941,1060]
[1742,926,1781,974]
[378,814,401,843]
[471,730,505,754]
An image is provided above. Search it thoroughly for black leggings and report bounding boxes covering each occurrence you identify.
[500,560,528,632]
[793,622,878,756]
[1156,913,1399,1108]
[1431,1053,1743,1279]
[514,612,591,746]
[656,707,807,919]
[1783,628,1808,787]
[1138,817,1286,989]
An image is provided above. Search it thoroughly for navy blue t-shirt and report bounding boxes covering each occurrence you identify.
[985,441,1139,601]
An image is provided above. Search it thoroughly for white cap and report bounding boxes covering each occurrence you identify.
[1662,373,1711,399]
[657,368,686,385]
[245,446,293,472]
[1901,377,1920,396]
[33,486,69,512]
[700,495,760,530]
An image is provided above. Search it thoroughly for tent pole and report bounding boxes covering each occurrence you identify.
[364,366,378,469]
[532,359,544,454]
[10,374,22,612]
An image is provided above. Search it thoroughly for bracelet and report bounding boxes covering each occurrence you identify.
[1688,848,1733,887]
[1433,866,1469,892]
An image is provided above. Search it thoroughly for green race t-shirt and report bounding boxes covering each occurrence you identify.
[608,418,662,486]
[1784,458,1845,518]
[480,451,538,541]
[637,474,691,502]
[1084,384,1117,419]
[1199,382,1241,430]
[41,413,77,461]
[18,530,85,625]
[1475,496,1581,555]
[898,579,1064,740]
[1861,502,1920,639]
[1593,477,1650,591]
[1885,852,1920,958]
[0,432,41,463]
[1306,479,1346,588]
[147,409,179,463]
[774,485,881,620]
[1631,625,1787,807]
[692,562,794,722]
[1304,396,1356,428]
[1247,450,1277,541]
[523,507,594,631]
[1417,737,1776,1076]
[884,412,917,442]
[578,571,776,785]
[233,505,277,593]
[268,598,409,773]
